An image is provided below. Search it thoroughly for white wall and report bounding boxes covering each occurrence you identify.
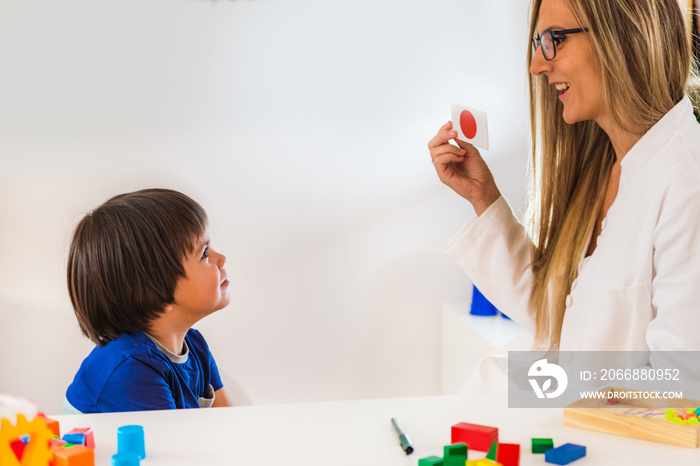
[0,0,530,405]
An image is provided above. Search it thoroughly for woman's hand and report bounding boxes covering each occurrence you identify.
[428,121,502,216]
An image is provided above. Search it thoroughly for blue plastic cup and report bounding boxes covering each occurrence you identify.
[117,425,146,460]
[111,452,140,466]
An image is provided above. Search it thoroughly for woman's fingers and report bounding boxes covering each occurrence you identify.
[431,142,467,159]
[453,138,481,157]
[429,122,468,167]
[428,121,458,150]
[433,151,466,167]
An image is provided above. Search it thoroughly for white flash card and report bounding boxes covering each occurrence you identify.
[451,103,489,150]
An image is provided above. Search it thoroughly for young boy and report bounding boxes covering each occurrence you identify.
[63,189,233,413]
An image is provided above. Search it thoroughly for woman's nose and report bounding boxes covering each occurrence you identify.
[529,47,552,76]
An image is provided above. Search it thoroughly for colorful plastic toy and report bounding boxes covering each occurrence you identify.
[111,452,141,466]
[9,439,25,461]
[62,433,86,447]
[544,443,586,465]
[37,414,60,438]
[0,414,54,466]
[63,428,95,450]
[451,422,498,452]
[117,425,146,460]
[665,407,700,425]
[52,444,94,466]
[49,437,68,449]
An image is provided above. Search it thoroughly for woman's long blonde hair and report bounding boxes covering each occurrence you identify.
[526,0,697,349]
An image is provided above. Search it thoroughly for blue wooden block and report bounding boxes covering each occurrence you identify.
[545,443,586,465]
[62,433,86,446]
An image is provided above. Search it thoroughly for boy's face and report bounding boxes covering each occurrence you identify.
[172,232,231,318]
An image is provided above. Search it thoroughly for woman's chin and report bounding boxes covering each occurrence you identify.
[561,109,579,125]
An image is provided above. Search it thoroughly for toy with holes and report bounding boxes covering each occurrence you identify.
[1,393,96,466]
[0,394,54,466]
[564,386,700,448]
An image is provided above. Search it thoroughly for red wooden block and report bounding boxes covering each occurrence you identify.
[66,428,95,449]
[52,444,94,466]
[451,422,498,452]
[495,442,520,466]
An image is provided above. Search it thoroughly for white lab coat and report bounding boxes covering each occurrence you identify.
[445,95,700,353]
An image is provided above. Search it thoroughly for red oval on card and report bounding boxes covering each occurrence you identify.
[460,110,477,139]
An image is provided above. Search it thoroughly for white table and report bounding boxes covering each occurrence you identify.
[52,393,699,465]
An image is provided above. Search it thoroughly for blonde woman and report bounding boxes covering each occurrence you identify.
[429,0,700,352]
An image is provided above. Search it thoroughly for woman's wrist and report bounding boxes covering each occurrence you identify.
[472,189,502,217]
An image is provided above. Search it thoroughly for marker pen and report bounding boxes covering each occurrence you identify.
[391,417,414,455]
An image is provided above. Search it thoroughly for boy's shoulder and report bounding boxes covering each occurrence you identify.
[183,328,212,355]
[88,332,166,368]
[86,329,211,371]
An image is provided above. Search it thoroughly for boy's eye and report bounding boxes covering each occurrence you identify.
[201,247,209,259]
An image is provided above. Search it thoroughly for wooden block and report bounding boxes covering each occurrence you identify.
[495,443,520,466]
[452,422,498,452]
[486,441,497,460]
[564,386,700,448]
[544,443,585,465]
[418,456,444,466]
[531,438,554,454]
[443,443,468,466]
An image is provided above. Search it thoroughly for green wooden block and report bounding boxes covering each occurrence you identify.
[486,441,498,460]
[444,443,468,466]
[418,456,444,466]
[531,437,554,454]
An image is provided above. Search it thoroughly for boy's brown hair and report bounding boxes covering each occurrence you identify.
[67,188,208,345]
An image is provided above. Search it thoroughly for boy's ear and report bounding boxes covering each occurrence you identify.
[162,302,174,313]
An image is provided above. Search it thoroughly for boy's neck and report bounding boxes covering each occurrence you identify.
[146,329,187,356]
[146,315,193,356]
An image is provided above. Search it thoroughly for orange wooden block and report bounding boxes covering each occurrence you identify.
[52,444,94,466]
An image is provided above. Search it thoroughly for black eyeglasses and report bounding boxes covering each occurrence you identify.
[532,28,589,61]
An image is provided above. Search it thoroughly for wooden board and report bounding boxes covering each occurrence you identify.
[563,387,700,448]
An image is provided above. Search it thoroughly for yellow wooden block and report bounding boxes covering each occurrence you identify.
[467,459,503,466]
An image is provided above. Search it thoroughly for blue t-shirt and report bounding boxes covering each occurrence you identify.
[65,329,223,414]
